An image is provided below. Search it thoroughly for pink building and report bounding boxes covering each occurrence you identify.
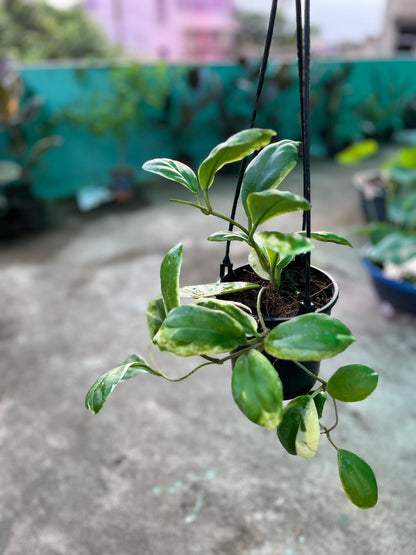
[84,0,238,62]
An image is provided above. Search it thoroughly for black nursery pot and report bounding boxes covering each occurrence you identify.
[221,262,339,400]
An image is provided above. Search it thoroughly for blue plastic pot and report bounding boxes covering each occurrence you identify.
[362,254,416,314]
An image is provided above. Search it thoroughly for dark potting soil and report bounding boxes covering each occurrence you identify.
[221,264,334,319]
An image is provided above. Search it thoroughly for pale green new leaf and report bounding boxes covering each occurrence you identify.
[248,250,270,279]
[208,230,249,243]
[241,140,300,214]
[277,395,320,459]
[327,364,378,402]
[335,139,379,165]
[265,313,355,361]
[198,128,275,190]
[247,189,311,229]
[180,281,260,298]
[256,231,314,259]
[232,349,283,430]
[299,230,353,248]
[154,304,247,356]
[160,243,182,313]
[196,298,258,336]
[338,449,378,509]
[142,158,199,193]
[147,297,167,341]
[85,354,158,415]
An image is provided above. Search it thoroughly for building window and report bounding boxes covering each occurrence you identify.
[395,21,416,52]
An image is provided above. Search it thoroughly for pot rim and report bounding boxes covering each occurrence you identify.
[223,262,339,324]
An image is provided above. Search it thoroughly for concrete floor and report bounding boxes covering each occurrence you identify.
[1,152,415,555]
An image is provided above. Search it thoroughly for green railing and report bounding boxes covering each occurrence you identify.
[4,59,416,199]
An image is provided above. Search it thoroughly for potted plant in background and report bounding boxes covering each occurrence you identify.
[85,129,379,510]
[0,58,63,238]
[337,139,416,222]
[337,140,416,313]
[58,62,170,202]
[359,197,416,314]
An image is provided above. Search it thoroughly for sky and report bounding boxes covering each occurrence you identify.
[46,0,388,44]
[236,0,387,43]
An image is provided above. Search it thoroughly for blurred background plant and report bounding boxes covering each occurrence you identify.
[0,0,115,61]
[0,57,63,236]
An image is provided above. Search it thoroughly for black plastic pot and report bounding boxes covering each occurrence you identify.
[221,262,339,400]
[353,170,387,222]
[362,253,416,314]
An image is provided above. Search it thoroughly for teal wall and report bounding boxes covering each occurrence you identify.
[4,59,416,199]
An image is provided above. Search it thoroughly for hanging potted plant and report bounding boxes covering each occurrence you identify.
[84,0,379,511]
[85,128,379,510]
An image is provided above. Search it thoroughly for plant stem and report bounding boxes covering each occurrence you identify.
[325,397,339,433]
[201,340,265,365]
[158,360,215,382]
[320,425,339,451]
[256,287,268,334]
[170,198,204,210]
[294,360,328,386]
[209,209,249,235]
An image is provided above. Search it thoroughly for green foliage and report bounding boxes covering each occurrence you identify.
[153,304,248,356]
[86,129,379,509]
[327,365,378,402]
[277,395,320,459]
[265,313,355,361]
[335,139,379,165]
[0,0,114,61]
[57,62,170,165]
[160,243,182,314]
[198,128,276,191]
[85,355,159,415]
[232,350,283,430]
[241,140,300,214]
[338,449,378,509]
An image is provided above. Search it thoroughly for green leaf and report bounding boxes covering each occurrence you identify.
[248,249,270,279]
[208,230,249,243]
[85,355,158,415]
[154,304,247,356]
[198,128,276,190]
[147,297,167,341]
[180,281,260,298]
[247,190,311,229]
[241,140,300,214]
[256,231,314,259]
[312,392,327,419]
[327,364,378,402]
[299,230,353,248]
[369,230,416,266]
[142,158,199,194]
[335,139,379,165]
[277,395,320,459]
[160,243,182,313]
[232,349,283,430]
[338,449,378,509]
[196,298,258,336]
[388,191,416,228]
[265,313,356,361]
